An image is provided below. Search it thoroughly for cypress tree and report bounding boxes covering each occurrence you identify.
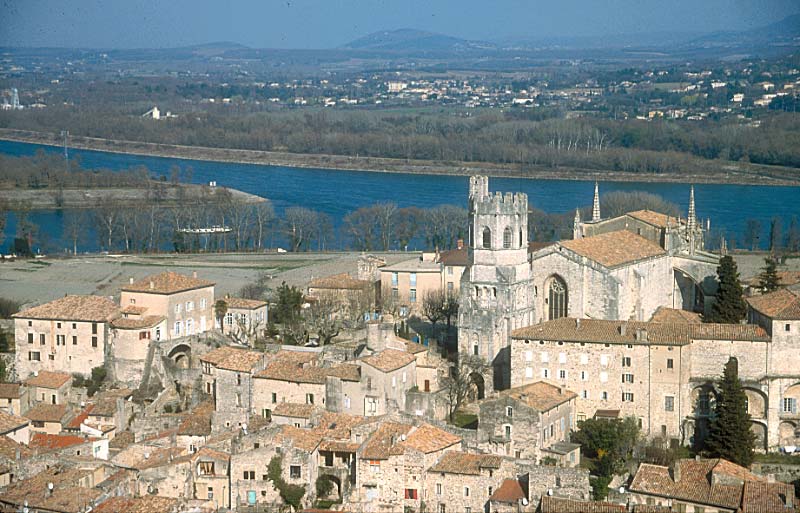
[705,255,746,323]
[758,257,781,293]
[705,358,756,467]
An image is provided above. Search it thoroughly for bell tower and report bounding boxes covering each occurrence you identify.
[459,176,535,391]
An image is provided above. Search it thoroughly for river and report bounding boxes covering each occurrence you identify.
[1,139,798,253]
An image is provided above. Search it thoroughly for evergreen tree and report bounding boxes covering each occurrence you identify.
[705,256,747,324]
[758,258,781,293]
[704,358,756,467]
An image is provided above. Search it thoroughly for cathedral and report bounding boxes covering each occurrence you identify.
[459,176,719,392]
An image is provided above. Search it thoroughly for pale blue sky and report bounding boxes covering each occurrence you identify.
[0,0,797,49]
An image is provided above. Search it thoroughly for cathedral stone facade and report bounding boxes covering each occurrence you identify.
[458,176,535,391]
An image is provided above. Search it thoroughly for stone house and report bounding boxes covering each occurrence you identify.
[628,458,796,513]
[29,432,109,460]
[175,400,213,454]
[120,271,215,339]
[424,451,513,513]
[308,273,376,318]
[0,409,30,445]
[80,388,134,438]
[271,403,321,428]
[356,421,462,512]
[25,403,71,435]
[109,310,166,385]
[0,382,29,415]
[487,478,528,513]
[477,381,579,465]
[438,242,468,296]
[200,346,267,431]
[25,370,72,405]
[380,254,443,317]
[0,465,106,513]
[13,295,119,379]
[510,318,779,447]
[126,446,192,500]
[189,446,231,510]
[219,296,269,344]
[335,348,417,417]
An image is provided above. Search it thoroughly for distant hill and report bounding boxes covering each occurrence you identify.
[687,13,800,47]
[341,28,496,52]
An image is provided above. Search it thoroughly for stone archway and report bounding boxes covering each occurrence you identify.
[743,387,768,419]
[750,421,768,451]
[168,344,192,369]
[470,372,486,401]
[674,268,704,313]
[779,421,798,446]
[317,474,342,502]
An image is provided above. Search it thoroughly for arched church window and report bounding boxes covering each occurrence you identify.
[548,276,568,320]
[519,229,524,249]
[503,227,513,249]
[482,227,492,249]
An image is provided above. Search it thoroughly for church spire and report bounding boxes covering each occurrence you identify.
[687,185,696,232]
[592,182,600,222]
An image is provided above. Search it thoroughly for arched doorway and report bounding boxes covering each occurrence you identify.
[168,344,192,369]
[545,275,568,320]
[674,268,704,313]
[316,474,342,502]
[779,421,798,446]
[470,372,486,401]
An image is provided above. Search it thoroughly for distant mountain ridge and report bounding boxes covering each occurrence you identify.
[341,28,496,52]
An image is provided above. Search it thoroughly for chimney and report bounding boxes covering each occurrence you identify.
[192,271,198,279]
[129,277,134,284]
[149,281,154,290]
[457,239,464,250]
[619,324,626,336]
[575,318,581,329]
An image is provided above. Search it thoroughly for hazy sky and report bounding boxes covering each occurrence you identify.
[1,0,798,49]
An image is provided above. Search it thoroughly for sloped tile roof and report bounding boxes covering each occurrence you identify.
[67,404,94,430]
[177,400,213,436]
[489,479,526,504]
[29,433,93,451]
[122,271,214,294]
[511,317,769,345]
[560,230,666,268]
[438,247,468,267]
[111,315,165,329]
[399,423,461,454]
[360,348,416,372]
[89,388,133,417]
[540,496,627,513]
[741,480,797,513]
[14,295,119,322]
[428,451,502,475]
[200,346,265,372]
[649,307,702,324]
[275,425,324,452]
[25,370,72,389]
[224,296,268,309]
[192,446,230,463]
[93,495,178,513]
[0,466,102,513]
[272,403,319,419]
[627,210,681,229]
[0,383,22,399]
[0,410,29,434]
[309,273,373,291]
[0,434,32,460]
[256,351,360,383]
[360,422,413,460]
[501,381,577,411]
[25,403,70,423]
[747,288,800,320]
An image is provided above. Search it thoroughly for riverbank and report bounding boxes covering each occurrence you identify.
[1,128,798,186]
[0,182,265,209]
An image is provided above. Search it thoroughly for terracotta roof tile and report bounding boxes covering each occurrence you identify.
[13,295,119,322]
[741,480,797,513]
[540,496,626,513]
[25,370,72,389]
[627,210,682,229]
[309,273,373,291]
[25,403,70,423]
[319,440,362,452]
[89,388,133,417]
[177,400,213,436]
[747,288,800,320]
[361,422,413,460]
[67,404,94,429]
[272,403,320,419]
[489,479,526,503]
[200,346,265,372]
[111,315,164,329]
[0,435,32,460]
[0,410,29,434]
[0,466,102,513]
[512,317,769,345]
[120,305,149,315]
[93,495,179,513]
[428,451,502,475]
[399,423,461,454]
[560,231,666,268]
[0,382,22,399]
[501,381,577,411]
[192,446,231,462]
[632,505,673,513]
[403,340,428,354]
[361,348,416,372]
[122,271,214,294]
[316,412,371,440]
[29,433,94,451]
[275,425,324,452]
[224,296,268,309]
[256,351,360,383]
[649,307,702,324]
[438,247,468,267]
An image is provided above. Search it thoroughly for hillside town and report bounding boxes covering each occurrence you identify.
[0,175,798,513]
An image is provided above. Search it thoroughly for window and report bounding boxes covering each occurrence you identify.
[464,486,470,497]
[391,272,398,286]
[344,396,351,408]
[392,376,397,388]
[72,323,76,329]
[92,323,98,334]
[602,391,608,401]
[622,392,635,402]
[186,301,194,311]
[72,336,77,345]
[506,406,513,417]
[582,390,589,399]
[57,322,61,329]
[622,373,634,383]
[785,323,791,332]
[525,367,533,378]
[392,288,399,299]
[40,333,46,345]
[243,470,255,480]
[783,397,797,414]
[139,331,150,340]
[473,345,479,356]
[503,226,512,249]
[436,483,442,496]
[504,425,512,439]
[410,273,417,286]
[482,227,491,249]
[174,322,182,336]
[290,465,301,479]
[540,352,549,363]
[29,351,40,361]
[185,318,194,335]
[488,486,493,497]
[225,312,233,326]
[548,276,568,320]
[207,487,214,500]
[410,289,417,303]
[559,369,567,379]
[665,396,675,412]
[542,368,549,379]
[667,358,674,369]
[525,350,533,362]
[27,333,33,344]
[622,356,631,367]
[91,336,98,348]
[405,489,418,500]
[201,298,207,309]
[49,354,55,360]
[306,393,314,405]
[581,371,587,381]
[175,304,181,314]
[447,282,453,292]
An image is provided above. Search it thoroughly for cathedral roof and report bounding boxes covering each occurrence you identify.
[627,210,683,228]
[649,307,702,324]
[747,288,800,320]
[511,317,770,345]
[560,230,666,268]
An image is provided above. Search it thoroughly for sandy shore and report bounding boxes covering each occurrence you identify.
[1,128,798,186]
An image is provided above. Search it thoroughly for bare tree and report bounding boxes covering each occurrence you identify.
[283,207,318,252]
[379,283,402,317]
[441,356,490,422]
[374,202,398,251]
[93,199,119,251]
[441,292,460,336]
[253,200,275,250]
[422,289,446,336]
[63,209,87,255]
